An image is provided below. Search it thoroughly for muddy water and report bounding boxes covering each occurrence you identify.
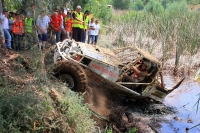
[87,74,200,133]
[161,75,200,133]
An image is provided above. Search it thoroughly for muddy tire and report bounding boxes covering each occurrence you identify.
[54,60,87,92]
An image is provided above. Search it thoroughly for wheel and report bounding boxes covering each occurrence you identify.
[54,60,88,92]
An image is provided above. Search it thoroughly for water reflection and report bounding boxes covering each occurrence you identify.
[162,76,200,133]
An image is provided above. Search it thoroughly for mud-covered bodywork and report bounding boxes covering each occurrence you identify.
[53,39,184,103]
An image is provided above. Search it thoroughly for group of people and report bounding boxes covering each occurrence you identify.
[47,5,101,48]
[37,4,101,50]
[1,3,101,51]
[1,8,34,51]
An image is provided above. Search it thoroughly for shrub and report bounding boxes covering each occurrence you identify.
[166,0,188,12]
[84,1,112,24]
[144,0,164,14]
[131,0,144,10]
[113,0,131,10]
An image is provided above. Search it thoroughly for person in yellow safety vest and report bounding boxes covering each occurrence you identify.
[24,12,33,33]
[72,5,84,42]
[12,13,24,51]
[81,10,90,43]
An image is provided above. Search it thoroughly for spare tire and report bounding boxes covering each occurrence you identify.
[54,60,88,92]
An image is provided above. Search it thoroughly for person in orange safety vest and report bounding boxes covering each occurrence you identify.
[12,13,24,51]
[64,11,72,39]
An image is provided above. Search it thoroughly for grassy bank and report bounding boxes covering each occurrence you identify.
[0,47,96,133]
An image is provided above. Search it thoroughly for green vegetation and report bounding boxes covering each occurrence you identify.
[110,5,200,68]
[144,0,164,14]
[113,0,131,9]
[0,47,96,133]
[130,0,144,10]
[0,84,96,132]
[84,0,113,24]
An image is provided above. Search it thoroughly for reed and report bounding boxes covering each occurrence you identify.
[103,10,200,71]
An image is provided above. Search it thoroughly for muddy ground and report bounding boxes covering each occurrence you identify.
[0,41,198,133]
[85,76,177,133]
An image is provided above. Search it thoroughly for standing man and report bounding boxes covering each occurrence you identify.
[8,12,15,48]
[2,9,12,50]
[24,11,33,33]
[59,8,66,41]
[36,10,50,50]
[94,19,100,46]
[72,5,84,42]
[50,8,62,45]
[12,13,24,51]
[81,10,90,43]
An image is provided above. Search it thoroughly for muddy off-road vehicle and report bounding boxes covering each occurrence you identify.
[53,39,184,103]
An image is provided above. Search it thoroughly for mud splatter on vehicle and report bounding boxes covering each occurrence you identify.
[53,39,184,103]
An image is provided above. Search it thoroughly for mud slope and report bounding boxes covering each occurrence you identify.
[0,43,175,133]
[85,76,176,132]
[44,47,176,133]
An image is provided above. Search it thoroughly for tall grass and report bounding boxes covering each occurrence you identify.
[108,10,200,70]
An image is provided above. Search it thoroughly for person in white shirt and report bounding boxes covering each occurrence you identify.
[63,2,69,15]
[94,19,100,46]
[2,9,12,50]
[87,18,96,45]
[36,10,50,50]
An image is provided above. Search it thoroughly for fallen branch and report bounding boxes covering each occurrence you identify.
[7,75,33,85]
[193,93,200,114]
[3,54,19,64]
[112,124,121,133]
[182,102,190,108]
[186,123,200,131]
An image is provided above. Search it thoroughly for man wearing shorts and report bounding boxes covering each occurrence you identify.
[36,10,50,50]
